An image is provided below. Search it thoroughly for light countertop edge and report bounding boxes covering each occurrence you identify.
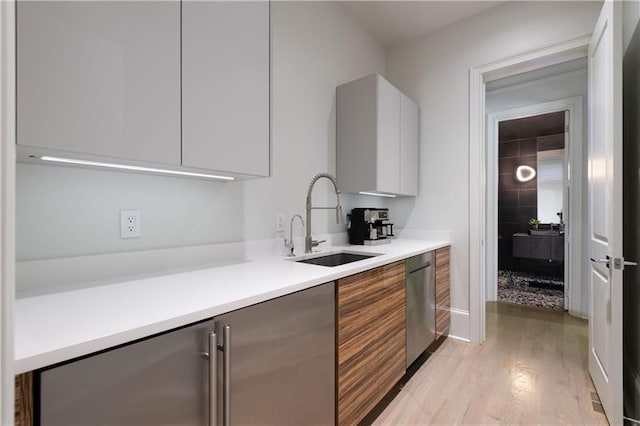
[14,239,450,374]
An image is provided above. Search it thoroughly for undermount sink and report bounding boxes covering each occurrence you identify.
[295,251,380,267]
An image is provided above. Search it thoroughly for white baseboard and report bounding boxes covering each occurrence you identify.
[447,334,471,343]
[448,307,470,341]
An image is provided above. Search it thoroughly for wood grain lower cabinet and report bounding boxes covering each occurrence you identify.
[435,246,451,339]
[337,261,406,425]
[15,373,33,426]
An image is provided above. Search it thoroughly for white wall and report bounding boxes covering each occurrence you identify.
[486,67,589,316]
[16,2,386,264]
[386,0,601,339]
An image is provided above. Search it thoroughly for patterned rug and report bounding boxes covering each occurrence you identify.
[498,270,564,310]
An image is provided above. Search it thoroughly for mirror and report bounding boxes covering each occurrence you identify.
[537,147,564,223]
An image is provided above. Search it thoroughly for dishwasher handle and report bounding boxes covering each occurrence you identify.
[408,262,431,274]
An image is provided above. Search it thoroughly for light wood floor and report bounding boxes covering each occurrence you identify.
[373,302,609,425]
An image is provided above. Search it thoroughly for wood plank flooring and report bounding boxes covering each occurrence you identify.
[373,302,609,425]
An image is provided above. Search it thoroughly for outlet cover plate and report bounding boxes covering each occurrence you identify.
[120,210,141,238]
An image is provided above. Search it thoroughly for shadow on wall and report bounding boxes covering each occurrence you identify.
[387,196,417,230]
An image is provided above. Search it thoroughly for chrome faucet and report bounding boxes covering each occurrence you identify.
[285,214,304,257]
[305,173,342,253]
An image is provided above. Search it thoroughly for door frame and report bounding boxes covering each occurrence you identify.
[468,35,591,343]
[0,0,16,422]
[485,97,584,317]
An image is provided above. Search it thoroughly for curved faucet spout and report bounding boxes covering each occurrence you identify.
[305,173,342,253]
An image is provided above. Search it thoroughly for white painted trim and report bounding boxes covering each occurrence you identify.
[486,68,587,96]
[485,97,584,319]
[0,0,16,422]
[478,35,591,81]
[447,335,471,344]
[448,307,471,342]
[469,68,486,343]
[469,36,591,344]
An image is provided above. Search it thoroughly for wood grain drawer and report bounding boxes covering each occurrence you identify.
[375,315,406,389]
[337,261,406,425]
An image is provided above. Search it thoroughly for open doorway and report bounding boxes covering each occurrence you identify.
[468,6,625,419]
[495,111,567,310]
[468,36,592,345]
[485,93,584,319]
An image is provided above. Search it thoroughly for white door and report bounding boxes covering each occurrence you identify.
[588,0,623,423]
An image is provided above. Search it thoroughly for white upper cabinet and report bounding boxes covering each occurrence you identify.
[400,93,419,196]
[376,77,401,194]
[337,74,418,196]
[182,1,270,177]
[17,1,182,166]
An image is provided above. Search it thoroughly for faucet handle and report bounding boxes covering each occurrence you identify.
[284,239,295,257]
[311,239,326,248]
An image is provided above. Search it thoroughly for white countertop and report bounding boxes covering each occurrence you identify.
[14,239,449,374]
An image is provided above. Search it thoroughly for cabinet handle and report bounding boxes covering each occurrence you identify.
[208,331,217,426]
[221,324,231,426]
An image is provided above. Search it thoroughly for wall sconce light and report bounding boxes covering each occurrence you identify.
[515,165,536,182]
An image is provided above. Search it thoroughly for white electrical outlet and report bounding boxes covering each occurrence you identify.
[275,213,285,232]
[120,210,141,238]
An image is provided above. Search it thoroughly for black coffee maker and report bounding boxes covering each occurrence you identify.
[347,208,394,245]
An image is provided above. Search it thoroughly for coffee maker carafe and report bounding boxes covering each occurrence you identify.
[347,208,394,245]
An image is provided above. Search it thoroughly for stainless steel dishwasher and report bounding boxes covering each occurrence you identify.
[406,251,435,367]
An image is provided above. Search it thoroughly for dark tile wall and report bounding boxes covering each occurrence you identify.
[498,111,564,271]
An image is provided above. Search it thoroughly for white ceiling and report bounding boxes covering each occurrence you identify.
[342,1,506,49]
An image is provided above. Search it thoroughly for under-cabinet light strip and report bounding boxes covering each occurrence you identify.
[39,156,235,181]
[358,191,397,198]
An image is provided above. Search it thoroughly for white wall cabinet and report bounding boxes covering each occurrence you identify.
[337,74,418,196]
[400,93,419,196]
[17,0,270,178]
[17,1,182,166]
[182,1,270,177]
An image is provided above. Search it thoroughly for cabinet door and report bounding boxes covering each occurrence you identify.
[376,76,401,194]
[215,283,335,426]
[337,262,405,425]
[182,1,270,176]
[17,1,181,165]
[39,318,216,425]
[435,246,451,339]
[336,74,378,194]
[400,94,419,196]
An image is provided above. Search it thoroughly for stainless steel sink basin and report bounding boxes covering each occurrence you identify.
[295,252,380,267]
